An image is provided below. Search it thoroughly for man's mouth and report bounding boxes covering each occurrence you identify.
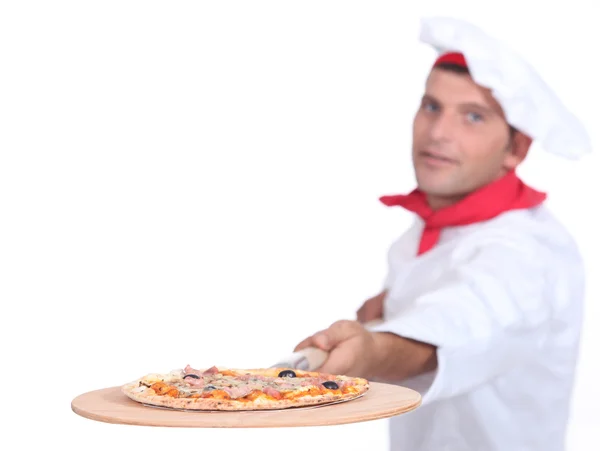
[420,150,456,165]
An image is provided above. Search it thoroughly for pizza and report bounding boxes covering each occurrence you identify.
[121,364,369,411]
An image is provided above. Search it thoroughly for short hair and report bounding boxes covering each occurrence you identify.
[434,62,470,75]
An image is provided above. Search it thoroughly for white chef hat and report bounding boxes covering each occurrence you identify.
[419,16,592,160]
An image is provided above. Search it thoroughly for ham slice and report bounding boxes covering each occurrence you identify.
[300,377,325,387]
[263,386,282,399]
[184,377,206,388]
[183,364,204,376]
[183,365,220,376]
[223,386,256,399]
[203,366,219,375]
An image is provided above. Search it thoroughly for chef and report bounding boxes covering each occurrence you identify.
[293,16,592,451]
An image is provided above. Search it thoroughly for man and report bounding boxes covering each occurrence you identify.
[293,17,591,451]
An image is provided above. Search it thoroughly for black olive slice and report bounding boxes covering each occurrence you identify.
[204,385,217,391]
[322,381,339,390]
[183,374,200,379]
[278,370,296,378]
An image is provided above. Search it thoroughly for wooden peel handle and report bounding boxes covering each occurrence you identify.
[298,319,384,371]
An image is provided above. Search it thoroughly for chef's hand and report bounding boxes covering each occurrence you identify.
[356,290,387,324]
[293,320,382,378]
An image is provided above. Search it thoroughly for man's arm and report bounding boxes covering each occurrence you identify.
[372,331,438,381]
[293,320,437,381]
[294,238,557,403]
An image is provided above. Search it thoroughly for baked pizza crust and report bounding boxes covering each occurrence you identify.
[121,367,369,411]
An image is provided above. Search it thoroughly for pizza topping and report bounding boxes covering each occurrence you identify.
[185,378,206,389]
[183,365,204,377]
[137,366,353,400]
[223,386,257,399]
[262,386,283,399]
[183,374,200,380]
[123,365,369,411]
[149,382,180,397]
[278,370,296,378]
[203,366,219,375]
[239,373,270,382]
[276,381,300,390]
[182,365,220,377]
[300,377,326,387]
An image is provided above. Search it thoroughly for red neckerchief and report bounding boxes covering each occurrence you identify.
[379,170,547,255]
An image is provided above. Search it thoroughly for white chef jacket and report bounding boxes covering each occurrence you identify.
[369,204,585,451]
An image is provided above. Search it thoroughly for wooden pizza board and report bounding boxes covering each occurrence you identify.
[71,382,421,428]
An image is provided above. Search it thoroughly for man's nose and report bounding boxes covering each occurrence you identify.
[428,113,456,141]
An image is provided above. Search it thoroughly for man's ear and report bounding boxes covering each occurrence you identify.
[504,131,532,170]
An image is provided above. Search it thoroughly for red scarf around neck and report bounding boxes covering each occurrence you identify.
[379,170,547,256]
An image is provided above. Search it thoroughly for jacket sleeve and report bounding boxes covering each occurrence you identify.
[368,238,556,405]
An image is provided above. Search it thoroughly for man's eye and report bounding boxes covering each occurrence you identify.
[466,112,483,122]
[423,102,439,112]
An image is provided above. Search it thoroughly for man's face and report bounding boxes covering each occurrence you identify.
[412,68,525,208]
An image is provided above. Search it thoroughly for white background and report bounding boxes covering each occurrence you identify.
[1,1,599,450]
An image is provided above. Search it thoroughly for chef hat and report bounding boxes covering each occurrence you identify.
[419,16,592,160]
